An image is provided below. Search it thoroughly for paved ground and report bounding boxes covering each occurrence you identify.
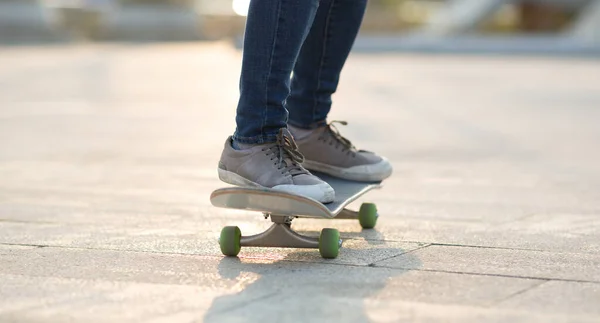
[0,42,599,322]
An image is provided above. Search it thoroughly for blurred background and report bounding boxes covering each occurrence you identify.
[0,0,599,53]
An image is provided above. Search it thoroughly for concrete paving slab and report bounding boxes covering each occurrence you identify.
[498,281,600,315]
[367,269,543,306]
[375,245,600,282]
[0,274,239,323]
[0,246,557,323]
[359,300,600,323]
[208,288,600,323]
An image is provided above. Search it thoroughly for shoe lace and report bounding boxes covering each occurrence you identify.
[321,120,357,157]
[263,128,308,176]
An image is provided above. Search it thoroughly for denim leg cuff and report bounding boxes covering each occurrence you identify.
[232,133,280,145]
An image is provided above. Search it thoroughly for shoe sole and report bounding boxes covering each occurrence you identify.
[302,158,393,182]
[218,168,335,203]
[218,168,263,188]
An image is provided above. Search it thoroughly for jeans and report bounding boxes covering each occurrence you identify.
[233,0,367,144]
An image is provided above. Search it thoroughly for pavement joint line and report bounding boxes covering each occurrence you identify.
[367,243,433,267]
[4,257,599,291]
[372,266,600,284]
[1,242,408,269]
[234,254,407,268]
[0,242,47,248]
[0,241,417,272]
[227,244,432,268]
[427,242,600,255]
[0,242,424,270]
[0,240,429,259]
[487,280,550,307]
[428,242,563,252]
[0,242,224,258]
[345,238,596,254]
[2,237,597,257]
[3,242,600,283]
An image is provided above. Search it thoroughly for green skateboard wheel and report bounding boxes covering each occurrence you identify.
[319,228,340,259]
[358,203,378,229]
[219,226,242,257]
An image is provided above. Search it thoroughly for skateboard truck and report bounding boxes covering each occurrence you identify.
[334,209,360,220]
[239,214,339,249]
[219,214,343,258]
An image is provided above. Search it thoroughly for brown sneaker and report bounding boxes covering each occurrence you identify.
[289,121,393,182]
[218,128,335,203]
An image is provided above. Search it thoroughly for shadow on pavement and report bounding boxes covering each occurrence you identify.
[300,227,387,245]
[203,230,420,322]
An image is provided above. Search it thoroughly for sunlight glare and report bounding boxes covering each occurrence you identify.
[232,0,250,16]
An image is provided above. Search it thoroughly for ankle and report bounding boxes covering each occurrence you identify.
[288,124,318,140]
[231,138,258,151]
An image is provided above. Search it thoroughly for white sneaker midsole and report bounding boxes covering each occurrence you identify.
[218,168,335,203]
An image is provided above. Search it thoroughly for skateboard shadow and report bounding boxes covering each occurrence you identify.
[203,240,421,322]
[299,226,387,245]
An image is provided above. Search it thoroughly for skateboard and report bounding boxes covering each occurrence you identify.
[210,171,382,259]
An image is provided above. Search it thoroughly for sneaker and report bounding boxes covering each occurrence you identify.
[218,128,335,203]
[289,121,393,182]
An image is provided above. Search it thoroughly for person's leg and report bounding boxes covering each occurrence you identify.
[233,0,320,144]
[286,0,393,182]
[287,0,367,128]
[220,0,335,203]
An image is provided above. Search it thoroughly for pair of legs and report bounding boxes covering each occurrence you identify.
[233,0,367,144]
[219,0,392,203]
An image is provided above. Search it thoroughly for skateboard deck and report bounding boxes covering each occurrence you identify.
[210,171,382,218]
[211,171,383,259]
